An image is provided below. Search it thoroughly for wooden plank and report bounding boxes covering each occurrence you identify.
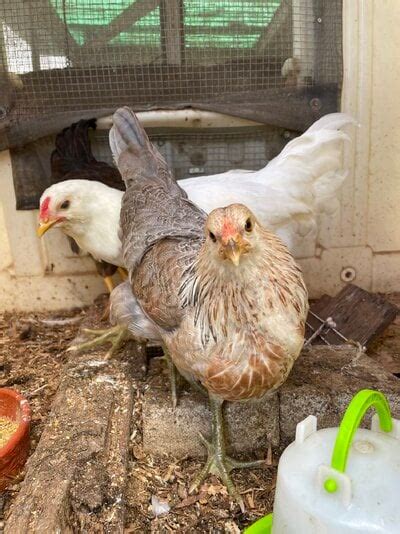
[3,74,339,151]
[160,0,185,66]
[306,284,398,347]
[5,331,135,533]
[81,0,160,51]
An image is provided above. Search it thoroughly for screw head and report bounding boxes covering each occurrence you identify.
[309,98,322,112]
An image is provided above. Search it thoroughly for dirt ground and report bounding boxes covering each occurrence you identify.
[1,293,399,532]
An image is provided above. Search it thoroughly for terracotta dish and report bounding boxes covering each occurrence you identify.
[0,388,31,490]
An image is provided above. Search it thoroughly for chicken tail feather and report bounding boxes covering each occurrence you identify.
[110,281,160,342]
[110,107,149,164]
[110,106,172,188]
[51,119,97,179]
[258,112,355,249]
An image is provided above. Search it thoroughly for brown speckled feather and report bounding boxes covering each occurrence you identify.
[110,108,308,403]
[132,238,201,330]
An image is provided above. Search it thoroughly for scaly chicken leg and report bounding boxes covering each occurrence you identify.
[157,352,181,409]
[103,275,115,295]
[117,267,128,280]
[68,324,130,359]
[189,396,266,511]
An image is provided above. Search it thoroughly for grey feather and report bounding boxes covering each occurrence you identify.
[110,107,206,275]
[109,281,160,342]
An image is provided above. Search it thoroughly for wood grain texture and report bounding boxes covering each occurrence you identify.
[306,284,398,347]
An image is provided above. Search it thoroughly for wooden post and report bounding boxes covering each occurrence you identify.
[160,0,185,65]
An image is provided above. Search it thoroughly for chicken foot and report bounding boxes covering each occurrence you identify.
[67,324,130,359]
[68,329,181,408]
[189,396,266,512]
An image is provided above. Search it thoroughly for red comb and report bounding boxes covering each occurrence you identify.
[39,196,51,220]
[221,220,236,239]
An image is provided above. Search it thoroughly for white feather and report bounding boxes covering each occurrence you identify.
[40,180,124,266]
[41,113,354,265]
[181,113,355,250]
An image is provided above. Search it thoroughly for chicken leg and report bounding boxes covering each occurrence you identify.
[67,324,130,359]
[189,396,266,511]
[117,267,128,280]
[157,352,181,409]
[103,275,115,295]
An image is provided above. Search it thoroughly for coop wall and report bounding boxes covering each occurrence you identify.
[0,0,399,311]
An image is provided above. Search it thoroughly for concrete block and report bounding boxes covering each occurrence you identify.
[143,346,400,459]
[280,345,400,446]
[372,252,400,293]
[142,375,279,459]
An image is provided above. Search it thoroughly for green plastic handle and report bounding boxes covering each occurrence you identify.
[324,389,393,493]
[244,513,273,533]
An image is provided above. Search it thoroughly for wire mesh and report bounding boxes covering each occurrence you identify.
[11,122,296,209]
[93,124,295,180]
[1,0,342,148]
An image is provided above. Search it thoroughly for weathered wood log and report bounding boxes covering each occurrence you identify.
[5,338,137,533]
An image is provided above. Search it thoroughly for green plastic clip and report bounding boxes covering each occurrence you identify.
[324,389,393,493]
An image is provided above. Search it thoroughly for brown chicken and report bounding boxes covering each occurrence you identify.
[49,118,125,293]
[109,108,309,509]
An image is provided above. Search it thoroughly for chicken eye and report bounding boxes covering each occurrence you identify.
[209,231,217,242]
[245,218,253,232]
[60,200,70,210]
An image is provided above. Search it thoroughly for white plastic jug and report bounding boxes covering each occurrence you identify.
[246,390,400,534]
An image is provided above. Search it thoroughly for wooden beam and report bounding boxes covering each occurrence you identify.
[160,0,185,65]
[5,306,138,532]
[2,0,80,58]
[256,0,291,54]
[82,0,160,51]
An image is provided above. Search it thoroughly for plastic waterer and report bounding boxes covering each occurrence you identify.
[246,389,400,533]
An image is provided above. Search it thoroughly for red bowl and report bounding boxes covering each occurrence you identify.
[0,388,31,490]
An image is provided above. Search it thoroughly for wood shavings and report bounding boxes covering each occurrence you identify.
[5,293,399,532]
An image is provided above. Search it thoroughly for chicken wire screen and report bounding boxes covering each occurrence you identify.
[0,0,342,150]
[96,126,296,180]
[12,123,297,210]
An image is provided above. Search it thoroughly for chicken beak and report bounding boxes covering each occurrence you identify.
[37,219,58,237]
[222,238,243,266]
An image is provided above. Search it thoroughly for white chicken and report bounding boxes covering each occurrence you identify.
[38,113,354,266]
